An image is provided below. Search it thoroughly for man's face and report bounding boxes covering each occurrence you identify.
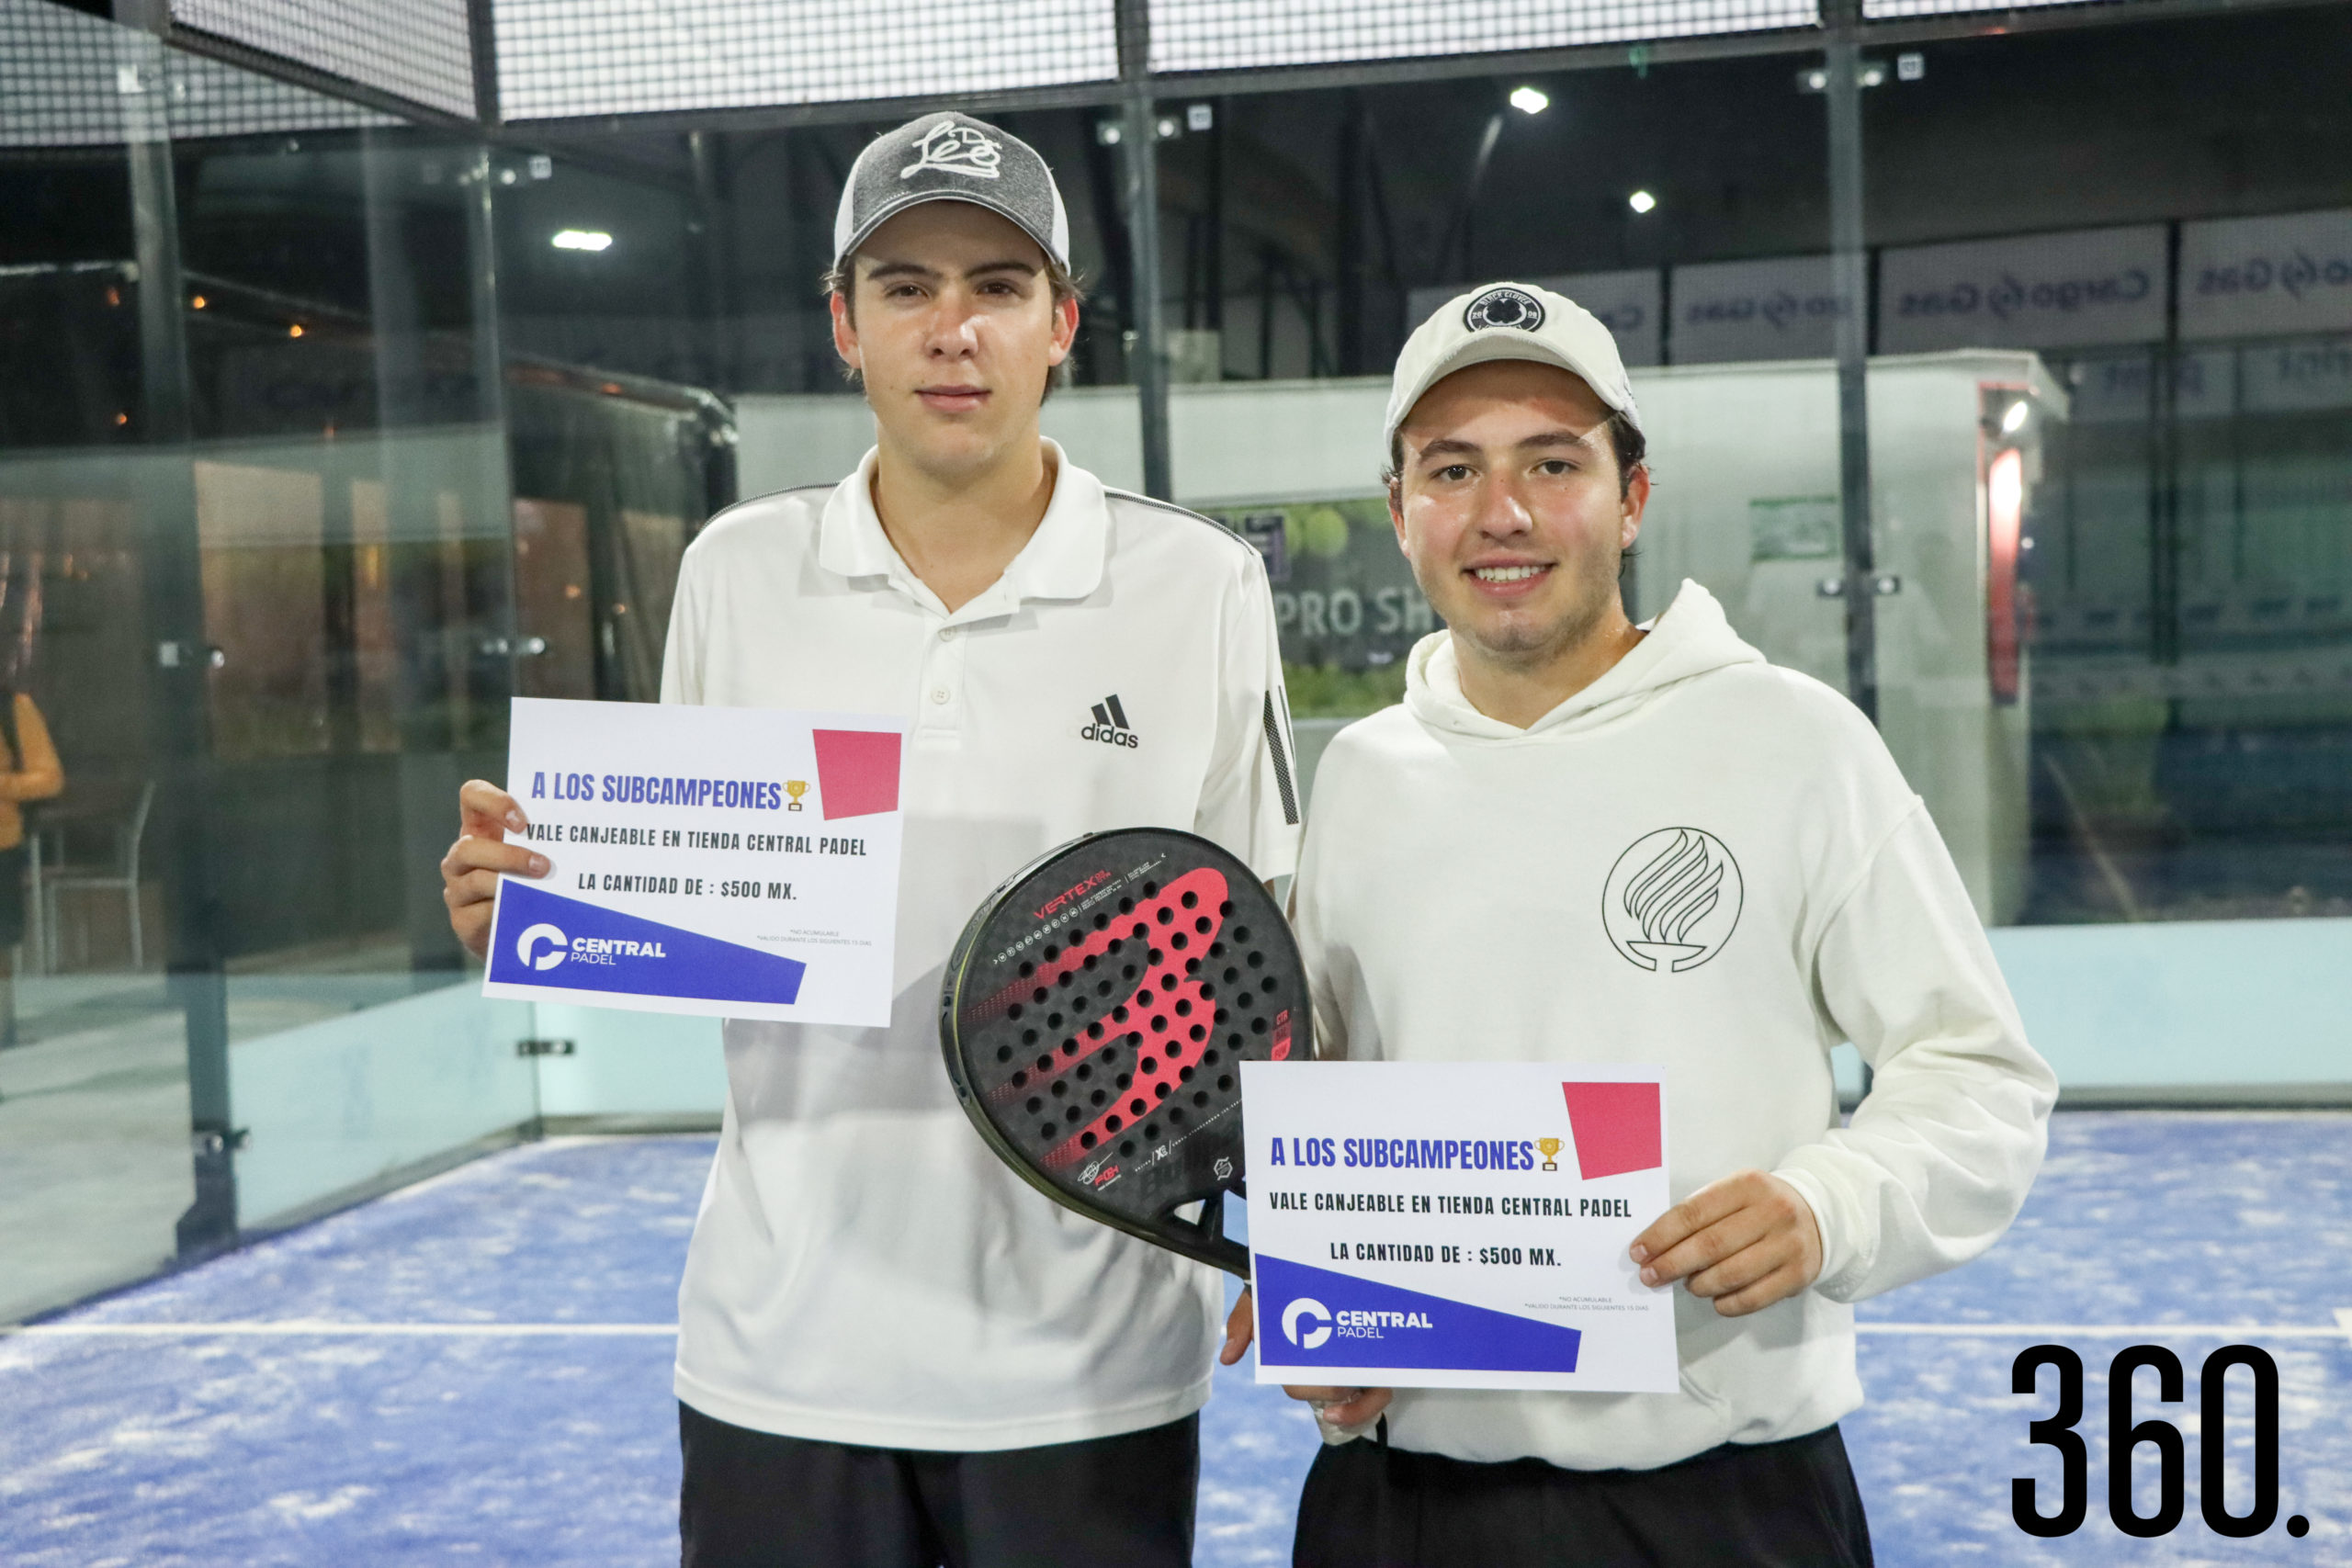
[831,200,1078,480]
[1391,359,1648,671]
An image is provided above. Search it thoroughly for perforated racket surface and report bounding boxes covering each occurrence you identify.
[940,829,1307,1277]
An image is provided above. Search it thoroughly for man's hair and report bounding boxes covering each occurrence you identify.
[821,252,1086,400]
[1383,412,1648,501]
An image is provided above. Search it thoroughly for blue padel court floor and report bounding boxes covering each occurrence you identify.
[5,1113,2347,1566]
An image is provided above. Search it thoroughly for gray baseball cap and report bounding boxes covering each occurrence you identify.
[831,112,1071,276]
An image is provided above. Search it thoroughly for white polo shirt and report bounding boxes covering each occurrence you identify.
[663,440,1300,1451]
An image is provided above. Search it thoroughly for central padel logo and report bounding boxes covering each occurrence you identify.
[1283,1297,1332,1350]
[516,922,569,971]
[901,120,1001,181]
[1080,694,1139,749]
[1601,827,1743,974]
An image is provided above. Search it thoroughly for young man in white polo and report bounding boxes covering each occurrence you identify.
[1265,282,2056,1563]
[440,112,1300,1566]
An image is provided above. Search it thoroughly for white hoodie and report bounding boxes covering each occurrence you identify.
[1288,581,2056,1471]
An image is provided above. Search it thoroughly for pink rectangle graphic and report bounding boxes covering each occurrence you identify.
[812,729,902,820]
[1561,1081,1662,1181]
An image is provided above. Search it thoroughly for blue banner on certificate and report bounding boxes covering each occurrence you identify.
[1243,1062,1679,1393]
[482,697,906,1026]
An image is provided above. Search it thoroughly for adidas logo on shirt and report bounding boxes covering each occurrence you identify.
[1080,695,1140,749]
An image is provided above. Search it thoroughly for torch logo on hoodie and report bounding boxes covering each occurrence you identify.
[1602,828,1744,974]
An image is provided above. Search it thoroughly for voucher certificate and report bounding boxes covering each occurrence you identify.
[1244,1062,1678,1393]
[482,697,907,1025]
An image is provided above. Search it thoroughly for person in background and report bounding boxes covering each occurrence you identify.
[0,684,63,1050]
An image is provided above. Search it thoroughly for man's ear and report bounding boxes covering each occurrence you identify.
[1387,479,1411,559]
[830,290,861,374]
[1047,293,1079,367]
[1620,464,1651,550]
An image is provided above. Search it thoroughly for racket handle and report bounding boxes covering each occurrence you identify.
[1173,1190,1250,1279]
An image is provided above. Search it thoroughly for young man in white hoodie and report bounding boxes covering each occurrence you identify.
[1262,282,2057,1564]
[442,114,1298,1566]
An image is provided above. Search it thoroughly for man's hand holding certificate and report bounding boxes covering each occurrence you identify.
[1244,1062,1679,1394]
[480,697,907,1025]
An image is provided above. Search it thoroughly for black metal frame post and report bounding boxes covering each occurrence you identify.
[2149,220,2184,671]
[111,0,239,1258]
[1824,5,1878,723]
[465,0,502,128]
[1115,0,1172,500]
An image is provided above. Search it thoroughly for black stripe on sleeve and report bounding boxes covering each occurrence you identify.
[1263,692,1299,827]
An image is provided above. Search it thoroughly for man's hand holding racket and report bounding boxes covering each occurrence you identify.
[439,780,548,959]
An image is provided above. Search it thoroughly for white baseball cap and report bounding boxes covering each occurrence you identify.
[1383,282,1643,464]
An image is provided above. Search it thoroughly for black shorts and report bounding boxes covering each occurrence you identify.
[1295,1421,1874,1568]
[678,1401,1198,1568]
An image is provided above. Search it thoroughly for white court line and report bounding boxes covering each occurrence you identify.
[1858,1321,2352,1341]
[2,1321,677,1337]
[4,1319,2346,1341]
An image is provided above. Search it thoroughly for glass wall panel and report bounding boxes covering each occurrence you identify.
[172,102,544,1232]
[1861,11,2352,930]
[9,0,2347,1325]
[1855,10,2352,1094]
[0,0,193,1319]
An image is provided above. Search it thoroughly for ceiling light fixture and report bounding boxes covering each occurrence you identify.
[551,230,613,252]
[1628,189,1657,214]
[1509,85,1549,116]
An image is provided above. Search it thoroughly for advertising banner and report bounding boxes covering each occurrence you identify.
[1668,254,1850,363]
[2179,208,2352,342]
[1878,225,2167,352]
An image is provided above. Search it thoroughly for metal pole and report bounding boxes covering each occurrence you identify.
[1204,100,1225,335]
[465,0,501,127]
[1115,0,1171,500]
[2149,220,2182,671]
[1824,13,1878,723]
[112,0,238,1258]
[689,130,737,392]
[1337,94,1364,376]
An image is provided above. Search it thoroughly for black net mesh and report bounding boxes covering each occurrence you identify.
[0,0,128,148]
[492,0,1120,121]
[1862,0,2131,14]
[0,0,392,150]
[170,0,476,118]
[1148,0,1818,73]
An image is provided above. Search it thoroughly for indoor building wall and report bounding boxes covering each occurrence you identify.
[3,0,2346,1331]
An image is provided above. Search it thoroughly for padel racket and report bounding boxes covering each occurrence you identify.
[940,829,1308,1278]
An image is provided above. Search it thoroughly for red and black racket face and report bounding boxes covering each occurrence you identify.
[939,829,1306,1276]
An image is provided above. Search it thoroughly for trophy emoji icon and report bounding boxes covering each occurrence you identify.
[1538,1136,1562,1172]
[785,780,808,812]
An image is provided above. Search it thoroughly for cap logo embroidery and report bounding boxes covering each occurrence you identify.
[1464,286,1545,333]
[902,121,1003,181]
